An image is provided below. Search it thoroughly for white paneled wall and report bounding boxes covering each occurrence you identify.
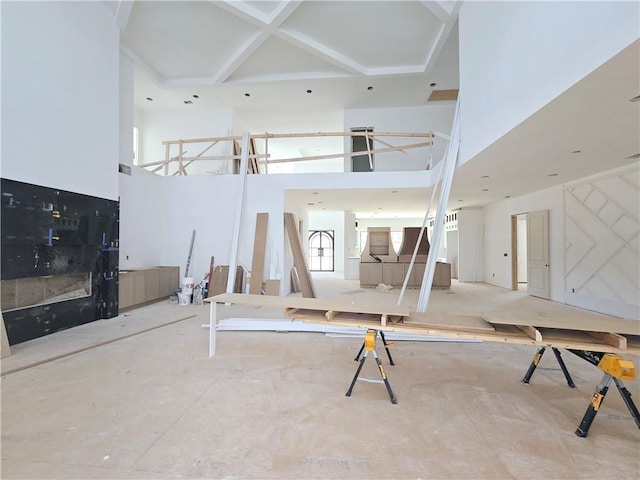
[564,164,640,318]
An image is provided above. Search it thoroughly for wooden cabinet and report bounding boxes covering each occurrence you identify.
[119,266,179,311]
[359,263,383,287]
[382,263,405,286]
[359,261,450,289]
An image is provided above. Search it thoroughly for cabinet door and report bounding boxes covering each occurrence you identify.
[118,274,133,309]
[145,269,160,300]
[382,263,404,286]
[359,263,382,286]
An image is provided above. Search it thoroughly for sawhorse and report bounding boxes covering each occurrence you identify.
[354,329,395,366]
[522,347,640,437]
[346,329,397,404]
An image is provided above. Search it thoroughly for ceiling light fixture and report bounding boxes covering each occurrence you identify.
[312,192,319,195]
[481,175,489,178]
[391,190,398,193]
[548,173,558,177]
[192,94,199,99]
[146,97,153,101]
[306,89,312,94]
[244,93,250,97]
[482,189,489,192]
[572,150,582,154]
[367,86,373,91]
[630,95,640,102]
[430,82,437,87]
[505,195,511,198]
[183,100,193,104]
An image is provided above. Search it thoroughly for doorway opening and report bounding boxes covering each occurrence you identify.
[511,214,528,291]
[351,127,374,172]
[309,230,334,272]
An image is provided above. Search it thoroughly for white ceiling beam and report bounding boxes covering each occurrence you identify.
[213,0,271,25]
[115,1,134,31]
[422,2,461,76]
[276,30,365,76]
[212,1,302,84]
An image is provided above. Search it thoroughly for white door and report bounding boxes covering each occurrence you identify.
[527,209,550,299]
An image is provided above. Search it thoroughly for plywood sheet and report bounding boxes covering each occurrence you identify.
[249,213,268,295]
[483,311,640,336]
[410,312,495,331]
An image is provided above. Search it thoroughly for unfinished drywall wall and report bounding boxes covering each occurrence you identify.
[564,164,639,318]
[457,208,484,282]
[458,1,639,164]
[483,185,565,302]
[1,1,119,200]
[343,104,455,172]
[119,167,168,270]
[120,54,135,168]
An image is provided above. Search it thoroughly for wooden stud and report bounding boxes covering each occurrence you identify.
[326,310,335,321]
[516,325,543,342]
[587,331,627,350]
[381,314,388,327]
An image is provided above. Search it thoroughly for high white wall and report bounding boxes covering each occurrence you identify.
[343,104,455,172]
[1,1,119,200]
[457,208,484,282]
[458,1,640,164]
[119,54,135,168]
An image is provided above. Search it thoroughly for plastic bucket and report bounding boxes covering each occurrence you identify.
[178,292,191,305]
[181,277,194,294]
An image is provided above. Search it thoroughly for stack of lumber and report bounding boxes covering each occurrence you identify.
[207,293,640,356]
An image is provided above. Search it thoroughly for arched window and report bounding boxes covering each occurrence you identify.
[308,230,334,272]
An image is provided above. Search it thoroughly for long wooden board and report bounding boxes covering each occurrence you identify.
[483,311,640,336]
[284,212,316,298]
[249,213,268,295]
[205,293,640,356]
[410,312,495,331]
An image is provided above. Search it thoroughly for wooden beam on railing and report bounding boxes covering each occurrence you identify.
[264,141,432,164]
[162,135,242,145]
[252,131,434,139]
[373,136,408,155]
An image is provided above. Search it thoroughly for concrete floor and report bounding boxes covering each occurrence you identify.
[2,277,639,479]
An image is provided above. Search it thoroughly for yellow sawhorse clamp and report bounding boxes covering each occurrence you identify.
[522,347,639,437]
[345,329,397,404]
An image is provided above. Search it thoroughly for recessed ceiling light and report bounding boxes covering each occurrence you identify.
[146,97,153,101]
[630,95,640,102]
[192,94,199,99]
[548,173,558,177]
[430,82,437,87]
[312,192,319,195]
[482,189,489,192]
[183,100,193,104]
[391,190,398,193]
[572,150,581,154]
[378,207,382,210]
[244,93,250,97]
[458,199,463,202]
[481,175,489,178]
[307,202,314,206]
[318,201,323,204]
[505,195,511,198]
[306,89,312,94]
[367,86,373,91]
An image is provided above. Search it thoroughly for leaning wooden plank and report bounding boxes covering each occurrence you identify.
[516,325,543,342]
[249,213,268,295]
[586,331,627,350]
[1,312,11,359]
[284,213,316,298]
[483,311,640,336]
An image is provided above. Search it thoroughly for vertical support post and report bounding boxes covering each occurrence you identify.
[164,142,170,176]
[226,132,251,294]
[417,99,461,312]
[208,300,217,358]
[264,133,269,174]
